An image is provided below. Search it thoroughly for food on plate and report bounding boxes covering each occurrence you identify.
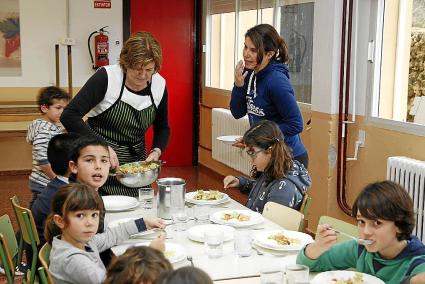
[267,232,300,246]
[163,249,175,259]
[119,161,160,174]
[193,190,223,201]
[222,211,251,221]
[329,272,364,284]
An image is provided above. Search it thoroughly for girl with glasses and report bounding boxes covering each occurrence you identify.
[223,120,311,213]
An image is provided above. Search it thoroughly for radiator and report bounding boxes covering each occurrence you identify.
[211,108,251,175]
[387,156,425,242]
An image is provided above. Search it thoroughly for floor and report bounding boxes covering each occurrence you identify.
[0,165,247,283]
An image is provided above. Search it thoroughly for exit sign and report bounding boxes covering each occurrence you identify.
[94,1,111,8]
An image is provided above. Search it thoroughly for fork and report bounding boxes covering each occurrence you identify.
[187,255,194,266]
[333,229,374,245]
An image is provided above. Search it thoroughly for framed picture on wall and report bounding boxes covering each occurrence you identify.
[0,0,21,76]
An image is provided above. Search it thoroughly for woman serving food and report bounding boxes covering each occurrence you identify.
[61,32,170,196]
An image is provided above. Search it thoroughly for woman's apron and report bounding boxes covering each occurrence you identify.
[88,75,157,197]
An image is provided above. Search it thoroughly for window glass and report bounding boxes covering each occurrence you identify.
[373,0,425,125]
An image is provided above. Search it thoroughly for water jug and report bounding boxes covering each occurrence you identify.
[157,177,186,219]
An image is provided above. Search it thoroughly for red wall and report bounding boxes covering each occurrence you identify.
[131,0,194,166]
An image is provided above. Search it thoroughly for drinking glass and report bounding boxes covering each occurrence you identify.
[172,207,188,231]
[234,230,252,257]
[260,269,283,284]
[204,230,224,258]
[193,205,210,223]
[285,264,309,284]
[138,187,154,209]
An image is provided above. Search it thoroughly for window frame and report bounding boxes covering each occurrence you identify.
[366,0,425,137]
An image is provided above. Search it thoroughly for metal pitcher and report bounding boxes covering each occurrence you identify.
[156,177,186,219]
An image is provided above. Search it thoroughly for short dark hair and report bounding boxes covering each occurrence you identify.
[156,267,213,284]
[104,246,172,284]
[352,180,415,241]
[37,86,71,109]
[47,132,81,175]
[69,135,109,163]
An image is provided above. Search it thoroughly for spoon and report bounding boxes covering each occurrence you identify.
[333,229,374,245]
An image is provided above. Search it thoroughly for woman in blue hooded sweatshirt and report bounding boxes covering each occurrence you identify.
[230,24,308,168]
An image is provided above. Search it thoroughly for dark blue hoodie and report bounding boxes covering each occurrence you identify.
[230,61,306,157]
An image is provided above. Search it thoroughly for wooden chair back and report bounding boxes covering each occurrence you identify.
[263,201,304,231]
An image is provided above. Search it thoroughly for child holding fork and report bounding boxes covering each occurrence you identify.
[297,180,425,284]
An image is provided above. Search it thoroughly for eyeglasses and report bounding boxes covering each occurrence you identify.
[245,149,264,159]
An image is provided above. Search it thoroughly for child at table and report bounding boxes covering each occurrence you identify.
[223,120,311,213]
[297,180,425,284]
[103,246,173,284]
[157,266,213,284]
[45,183,166,284]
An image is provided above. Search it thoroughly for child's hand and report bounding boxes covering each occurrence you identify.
[149,232,166,252]
[144,217,166,230]
[231,137,245,149]
[223,175,239,190]
[304,224,337,260]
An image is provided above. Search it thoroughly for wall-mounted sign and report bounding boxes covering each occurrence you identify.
[94,1,111,9]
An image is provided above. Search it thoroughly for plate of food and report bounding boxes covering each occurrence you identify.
[210,209,264,227]
[187,224,235,242]
[112,241,186,264]
[310,271,385,284]
[216,135,242,144]
[102,196,139,212]
[254,230,313,251]
[186,190,229,205]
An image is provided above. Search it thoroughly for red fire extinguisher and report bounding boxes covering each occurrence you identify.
[88,26,109,70]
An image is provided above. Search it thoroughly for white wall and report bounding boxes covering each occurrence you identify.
[0,0,122,88]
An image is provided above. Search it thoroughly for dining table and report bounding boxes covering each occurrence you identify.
[104,194,314,283]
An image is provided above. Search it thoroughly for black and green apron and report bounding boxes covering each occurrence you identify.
[88,75,157,197]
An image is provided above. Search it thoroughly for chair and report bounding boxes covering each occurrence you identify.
[0,214,19,284]
[299,194,312,232]
[11,195,40,284]
[38,243,53,284]
[263,201,304,231]
[318,215,359,243]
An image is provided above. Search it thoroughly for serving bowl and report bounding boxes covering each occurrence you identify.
[112,160,163,188]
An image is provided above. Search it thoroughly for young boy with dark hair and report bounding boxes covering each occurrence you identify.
[31,132,81,245]
[27,86,71,208]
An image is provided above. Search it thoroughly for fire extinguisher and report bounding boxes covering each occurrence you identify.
[88,26,109,70]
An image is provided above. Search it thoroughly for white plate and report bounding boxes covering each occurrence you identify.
[185,191,229,205]
[210,209,264,227]
[102,196,139,212]
[187,224,235,242]
[254,230,313,251]
[310,271,385,284]
[112,241,186,264]
[216,135,242,144]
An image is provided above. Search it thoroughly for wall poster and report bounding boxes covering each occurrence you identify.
[0,0,21,76]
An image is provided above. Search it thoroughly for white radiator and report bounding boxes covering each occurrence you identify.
[212,108,251,175]
[387,156,425,242]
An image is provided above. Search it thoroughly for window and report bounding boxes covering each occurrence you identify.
[372,0,425,125]
[205,0,315,104]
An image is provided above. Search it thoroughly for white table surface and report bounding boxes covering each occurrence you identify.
[105,196,303,281]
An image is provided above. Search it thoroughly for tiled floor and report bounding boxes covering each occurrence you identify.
[0,165,247,283]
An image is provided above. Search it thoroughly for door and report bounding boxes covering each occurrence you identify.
[131,0,195,166]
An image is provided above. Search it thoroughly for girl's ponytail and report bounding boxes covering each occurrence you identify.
[44,213,61,244]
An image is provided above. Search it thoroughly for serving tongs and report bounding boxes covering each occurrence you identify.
[109,160,165,177]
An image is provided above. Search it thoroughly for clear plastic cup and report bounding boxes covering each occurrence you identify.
[138,187,154,209]
[171,207,188,231]
[285,264,309,284]
[193,205,210,223]
[234,230,252,257]
[260,269,283,284]
[204,230,224,258]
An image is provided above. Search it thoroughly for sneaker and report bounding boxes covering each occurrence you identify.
[15,262,28,276]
